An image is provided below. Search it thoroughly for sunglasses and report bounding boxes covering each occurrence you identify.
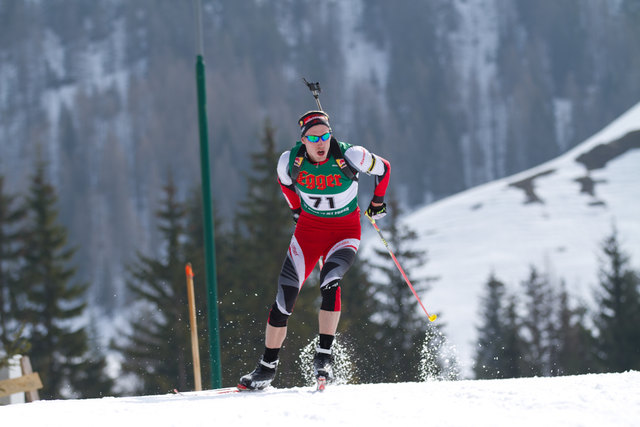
[305,132,331,143]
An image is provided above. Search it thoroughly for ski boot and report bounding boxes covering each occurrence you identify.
[238,357,278,391]
[313,347,333,391]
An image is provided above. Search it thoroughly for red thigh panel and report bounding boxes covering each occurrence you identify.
[293,210,361,286]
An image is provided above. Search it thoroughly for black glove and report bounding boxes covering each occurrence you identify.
[366,202,387,220]
[291,208,301,223]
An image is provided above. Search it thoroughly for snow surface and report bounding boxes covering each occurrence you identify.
[361,101,640,377]
[1,371,638,426]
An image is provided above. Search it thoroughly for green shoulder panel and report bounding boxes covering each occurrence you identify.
[334,140,352,155]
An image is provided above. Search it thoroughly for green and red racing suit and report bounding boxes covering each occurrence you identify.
[267,138,390,326]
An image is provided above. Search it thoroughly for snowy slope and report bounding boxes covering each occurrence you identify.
[1,371,638,426]
[361,102,640,376]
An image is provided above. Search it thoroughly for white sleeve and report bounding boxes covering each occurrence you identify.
[277,151,293,185]
[343,145,387,176]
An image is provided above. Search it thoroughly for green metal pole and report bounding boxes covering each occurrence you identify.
[193,0,222,389]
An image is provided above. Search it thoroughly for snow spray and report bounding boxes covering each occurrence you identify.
[298,334,355,386]
[419,323,461,381]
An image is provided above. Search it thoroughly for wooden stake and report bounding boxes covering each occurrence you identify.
[185,263,202,391]
[20,356,40,402]
[0,356,42,401]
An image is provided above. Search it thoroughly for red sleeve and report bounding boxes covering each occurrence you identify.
[278,177,301,210]
[372,157,390,203]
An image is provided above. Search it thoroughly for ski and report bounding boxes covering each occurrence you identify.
[174,382,324,396]
[236,383,253,392]
[173,387,242,396]
[213,387,242,395]
[236,383,275,393]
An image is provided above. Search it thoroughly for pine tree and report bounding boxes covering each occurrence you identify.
[225,120,316,387]
[115,175,193,395]
[20,161,104,399]
[500,295,526,378]
[519,265,555,377]
[0,175,27,359]
[70,318,116,398]
[474,273,510,379]
[235,120,293,284]
[211,216,253,386]
[474,267,597,379]
[552,281,595,376]
[473,273,531,380]
[369,199,434,382]
[593,226,640,372]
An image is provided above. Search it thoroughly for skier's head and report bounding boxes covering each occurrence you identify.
[298,110,331,138]
[298,110,332,162]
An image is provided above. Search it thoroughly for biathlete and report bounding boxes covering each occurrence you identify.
[239,110,390,390]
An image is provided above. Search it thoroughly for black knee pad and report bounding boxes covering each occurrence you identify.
[320,280,341,311]
[268,303,290,327]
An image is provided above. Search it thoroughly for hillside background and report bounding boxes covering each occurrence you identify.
[1,0,639,312]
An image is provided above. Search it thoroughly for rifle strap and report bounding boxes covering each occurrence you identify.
[289,138,358,182]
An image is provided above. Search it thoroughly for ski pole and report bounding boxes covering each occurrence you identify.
[365,212,437,322]
[303,77,323,111]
